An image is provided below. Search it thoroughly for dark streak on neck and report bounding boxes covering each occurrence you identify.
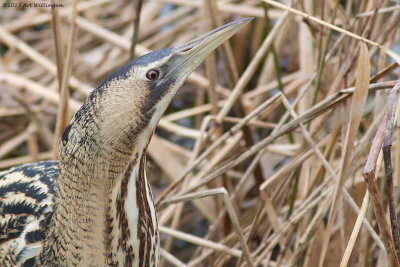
[104,197,118,267]
[115,155,138,266]
[136,152,154,267]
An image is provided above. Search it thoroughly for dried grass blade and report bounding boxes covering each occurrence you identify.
[339,191,369,267]
[159,225,242,258]
[319,42,370,267]
[160,248,188,267]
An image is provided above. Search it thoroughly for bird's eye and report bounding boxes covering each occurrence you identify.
[146,69,159,80]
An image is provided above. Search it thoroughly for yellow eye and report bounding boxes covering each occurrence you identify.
[146,69,159,80]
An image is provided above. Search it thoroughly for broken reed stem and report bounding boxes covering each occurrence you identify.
[383,84,400,261]
[363,165,399,266]
[384,131,400,260]
[363,88,399,266]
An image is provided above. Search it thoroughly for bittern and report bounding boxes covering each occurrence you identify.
[0,18,250,266]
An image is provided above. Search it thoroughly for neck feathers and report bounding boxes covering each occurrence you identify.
[106,151,159,266]
[39,84,159,266]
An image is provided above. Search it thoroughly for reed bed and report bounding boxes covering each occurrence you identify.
[1,0,400,266]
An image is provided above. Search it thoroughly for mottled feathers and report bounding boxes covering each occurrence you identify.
[0,161,57,266]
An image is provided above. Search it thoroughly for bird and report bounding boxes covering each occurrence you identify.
[0,18,251,266]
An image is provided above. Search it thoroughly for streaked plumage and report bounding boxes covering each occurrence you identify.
[0,161,57,266]
[0,18,250,266]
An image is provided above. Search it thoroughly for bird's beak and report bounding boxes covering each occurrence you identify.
[168,17,253,79]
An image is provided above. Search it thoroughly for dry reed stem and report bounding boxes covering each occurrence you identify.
[0,152,53,170]
[130,0,143,60]
[383,85,400,260]
[319,41,371,266]
[363,84,400,266]
[339,191,369,267]
[50,0,65,90]
[160,248,187,267]
[52,0,78,158]
[159,226,242,258]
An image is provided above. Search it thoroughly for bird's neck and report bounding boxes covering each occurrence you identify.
[39,99,159,266]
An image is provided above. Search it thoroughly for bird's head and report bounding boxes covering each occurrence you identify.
[60,18,251,161]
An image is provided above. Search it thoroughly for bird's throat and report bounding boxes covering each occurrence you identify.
[40,147,158,266]
[110,151,159,266]
[40,118,159,265]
